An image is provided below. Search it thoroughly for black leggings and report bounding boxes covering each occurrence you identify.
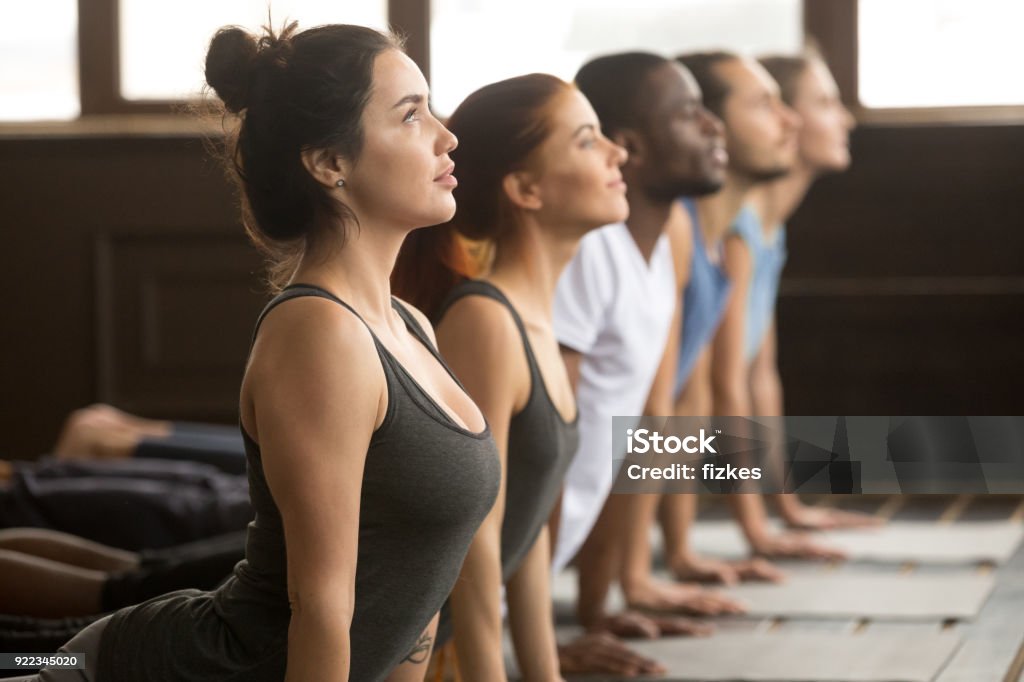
[134,422,246,476]
[0,458,251,550]
[100,531,245,610]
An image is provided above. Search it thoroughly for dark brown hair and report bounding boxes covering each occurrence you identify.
[759,45,825,106]
[392,73,574,320]
[205,22,403,290]
[675,51,740,118]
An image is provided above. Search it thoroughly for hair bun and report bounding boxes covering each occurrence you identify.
[205,27,259,113]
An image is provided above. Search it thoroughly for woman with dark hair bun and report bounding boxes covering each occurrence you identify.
[23,20,499,682]
[393,73,678,680]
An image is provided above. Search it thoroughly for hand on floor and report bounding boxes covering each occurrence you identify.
[781,504,886,531]
[624,577,746,616]
[588,610,714,639]
[749,531,846,560]
[558,631,665,677]
[670,552,785,585]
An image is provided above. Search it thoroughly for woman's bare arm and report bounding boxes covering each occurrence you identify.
[507,524,562,681]
[245,298,386,682]
[435,295,527,681]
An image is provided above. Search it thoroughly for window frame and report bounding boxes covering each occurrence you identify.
[75,0,428,115]
[8,0,1020,129]
[804,0,1024,126]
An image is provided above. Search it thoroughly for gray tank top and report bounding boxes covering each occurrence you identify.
[96,284,501,682]
[434,280,579,644]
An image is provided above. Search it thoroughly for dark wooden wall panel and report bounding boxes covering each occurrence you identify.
[778,123,1024,415]
[2,135,266,458]
[96,231,265,416]
[785,125,1024,278]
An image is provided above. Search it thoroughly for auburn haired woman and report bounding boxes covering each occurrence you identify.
[394,74,668,679]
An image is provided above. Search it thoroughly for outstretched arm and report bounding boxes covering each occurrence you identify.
[507,524,562,681]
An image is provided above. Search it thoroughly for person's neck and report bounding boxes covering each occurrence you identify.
[696,171,754,246]
[750,162,817,229]
[289,219,408,327]
[624,187,675,263]
[488,217,583,323]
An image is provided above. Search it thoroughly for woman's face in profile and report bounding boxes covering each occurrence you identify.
[522,89,630,233]
[343,50,460,231]
[793,59,856,173]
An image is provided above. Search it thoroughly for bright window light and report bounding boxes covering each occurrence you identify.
[859,0,1024,108]
[431,0,803,116]
[1,2,79,121]
[120,1,388,101]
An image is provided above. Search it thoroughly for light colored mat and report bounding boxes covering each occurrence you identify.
[553,569,993,621]
[558,632,962,682]
[686,521,1024,565]
[721,573,993,620]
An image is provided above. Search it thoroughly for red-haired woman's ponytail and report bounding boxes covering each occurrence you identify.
[392,224,484,322]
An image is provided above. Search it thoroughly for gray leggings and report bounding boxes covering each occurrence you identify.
[8,616,109,682]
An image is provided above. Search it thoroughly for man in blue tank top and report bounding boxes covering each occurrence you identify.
[659,52,857,585]
[621,52,842,596]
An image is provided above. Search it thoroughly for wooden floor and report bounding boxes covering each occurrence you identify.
[701,494,1024,682]
[546,494,1024,682]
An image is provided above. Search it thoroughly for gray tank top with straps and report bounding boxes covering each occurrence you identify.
[434,279,579,644]
[96,284,500,682]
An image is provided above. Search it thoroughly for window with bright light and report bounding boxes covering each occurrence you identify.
[431,0,803,117]
[120,0,388,101]
[859,0,1024,109]
[1,2,79,121]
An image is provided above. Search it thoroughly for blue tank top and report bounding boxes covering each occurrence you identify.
[729,205,787,361]
[676,199,732,394]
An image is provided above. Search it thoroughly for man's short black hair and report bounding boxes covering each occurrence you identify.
[575,52,671,139]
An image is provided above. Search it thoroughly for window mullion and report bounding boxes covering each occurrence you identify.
[78,0,121,115]
[803,0,858,109]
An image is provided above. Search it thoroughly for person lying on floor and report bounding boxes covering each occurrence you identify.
[0,456,250,550]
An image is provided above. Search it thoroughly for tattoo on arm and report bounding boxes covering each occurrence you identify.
[402,630,433,664]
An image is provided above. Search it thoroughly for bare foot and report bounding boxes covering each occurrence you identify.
[0,460,12,483]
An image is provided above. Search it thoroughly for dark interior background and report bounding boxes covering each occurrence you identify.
[781,123,1024,416]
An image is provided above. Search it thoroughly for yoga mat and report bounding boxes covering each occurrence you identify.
[558,632,962,682]
[824,522,1023,564]
[686,521,1024,565]
[552,570,992,621]
[721,573,993,620]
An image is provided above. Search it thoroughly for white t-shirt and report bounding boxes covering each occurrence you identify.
[552,222,677,572]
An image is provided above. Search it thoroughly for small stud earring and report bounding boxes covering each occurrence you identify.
[336,179,346,188]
